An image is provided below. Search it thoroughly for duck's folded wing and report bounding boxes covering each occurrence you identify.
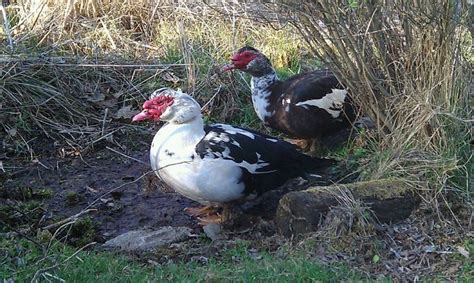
[195,124,335,195]
[195,124,333,173]
[195,124,283,174]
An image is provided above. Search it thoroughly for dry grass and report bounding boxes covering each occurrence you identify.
[0,56,184,155]
[271,1,472,207]
[1,0,305,155]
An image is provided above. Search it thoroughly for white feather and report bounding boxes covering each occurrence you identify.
[214,124,255,139]
[295,89,347,118]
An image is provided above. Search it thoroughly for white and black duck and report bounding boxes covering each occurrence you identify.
[132,88,335,223]
[224,46,358,151]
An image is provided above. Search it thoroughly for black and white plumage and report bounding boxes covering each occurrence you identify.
[132,88,334,208]
[224,46,357,140]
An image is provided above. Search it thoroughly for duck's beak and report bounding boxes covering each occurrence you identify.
[132,110,151,122]
[222,64,236,72]
[222,53,242,72]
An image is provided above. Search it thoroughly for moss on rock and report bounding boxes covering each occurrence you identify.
[276,179,420,237]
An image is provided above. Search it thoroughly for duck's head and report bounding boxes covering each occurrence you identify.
[223,46,273,77]
[132,88,201,124]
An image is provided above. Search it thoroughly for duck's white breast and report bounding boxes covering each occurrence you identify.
[150,123,246,206]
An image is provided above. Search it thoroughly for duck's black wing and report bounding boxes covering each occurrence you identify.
[195,123,335,195]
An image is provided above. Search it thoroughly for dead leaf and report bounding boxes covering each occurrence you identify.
[86,92,106,103]
[7,128,17,137]
[114,105,138,119]
[96,97,118,109]
[456,246,470,258]
[147,259,159,266]
[86,186,98,193]
[445,263,461,275]
[162,71,180,84]
[0,161,5,172]
[100,198,113,203]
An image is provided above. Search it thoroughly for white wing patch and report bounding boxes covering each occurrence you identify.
[200,143,275,174]
[295,88,347,118]
[201,128,276,174]
[204,131,230,143]
[214,124,255,139]
[238,160,276,174]
[281,97,291,112]
[281,96,291,105]
[238,153,275,174]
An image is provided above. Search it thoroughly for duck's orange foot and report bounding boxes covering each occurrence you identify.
[285,138,310,151]
[184,206,218,217]
[197,213,222,226]
[184,206,222,226]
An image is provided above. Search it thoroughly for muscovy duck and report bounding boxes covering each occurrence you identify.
[223,46,357,152]
[132,88,335,224]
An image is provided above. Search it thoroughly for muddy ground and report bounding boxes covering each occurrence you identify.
[1,130,352,242]
[3,145,197,240]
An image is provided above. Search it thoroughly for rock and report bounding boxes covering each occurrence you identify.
[203,223,226,241]
[275,179,420,237]
[102,226,192,251]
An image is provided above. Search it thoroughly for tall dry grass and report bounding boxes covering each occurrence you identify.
[1,0,305,155]
[278,1,472,208]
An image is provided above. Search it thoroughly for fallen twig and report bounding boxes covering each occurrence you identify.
[42,209,97,232]
[83,160,192,211]
[0,209,97,240]
[106,146,149,165]
[201,85,222,110]
[31,241,96,283]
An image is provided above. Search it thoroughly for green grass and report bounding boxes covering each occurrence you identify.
[0,239,367,282]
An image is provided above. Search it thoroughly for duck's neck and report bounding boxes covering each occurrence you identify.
[159,116,205,148]
[250,71,278,122]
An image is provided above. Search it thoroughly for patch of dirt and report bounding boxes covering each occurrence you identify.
[2,147,201,239]
[2,131,357,241]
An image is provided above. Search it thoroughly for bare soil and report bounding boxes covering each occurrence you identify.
[2,148,199,240]
[1,132,349,241]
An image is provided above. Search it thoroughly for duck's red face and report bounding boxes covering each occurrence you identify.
[132,96,174,122]
[223,50,258,71]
